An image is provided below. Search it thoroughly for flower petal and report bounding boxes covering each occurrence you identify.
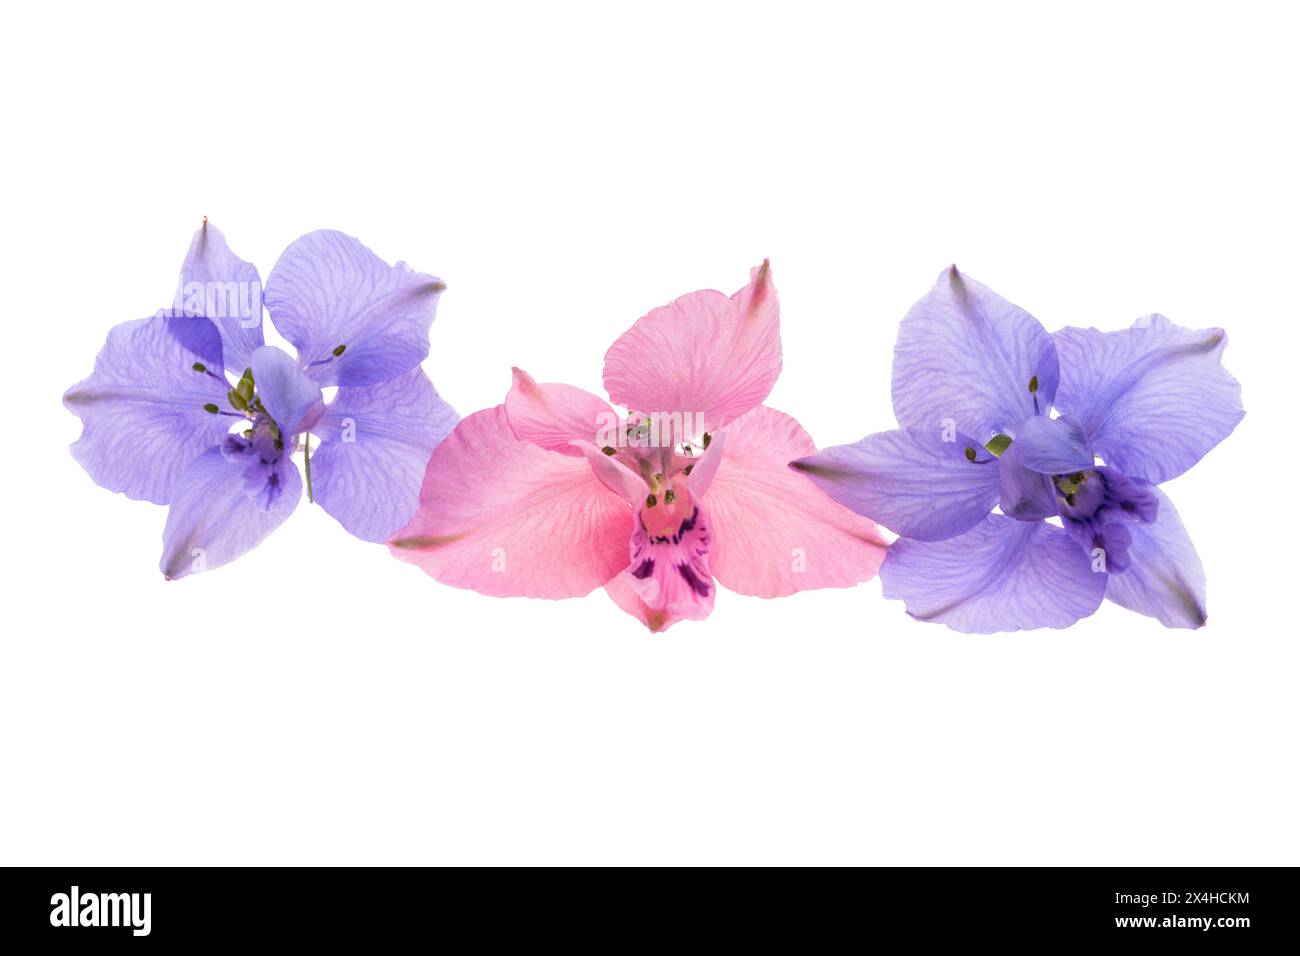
[160,447,301,580]
[881,515,1106,633]
[602,261,780,434]
[387,406,630,598]
[1104,485,1207,628]
[996,440,1059,521]
[604,573,696,634]
[249,345,324,436]
[1011,414,1093,474]
[573,441,646,504]
[175,220,265,372]
[892,266,1059,441]
[64,314,233,504]
[264,231,444,387]
[1052,315,1244,483]
[310,366,459,543]
[623,495,716,626]
[705,405,887,597]
[790,426,999,542]
[505,367,615,455]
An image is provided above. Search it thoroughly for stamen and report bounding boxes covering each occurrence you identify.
[964,446,977,462]
[332,343,347,356]
[646,493,658,508]
[701,432,712,449]
[663,489,676,504]
[683,464,694,476]
[202,403,219,414]
[601,446,616,456]
[985,434,1013,457]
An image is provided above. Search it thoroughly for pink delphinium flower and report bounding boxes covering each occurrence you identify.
[388,263,887,631]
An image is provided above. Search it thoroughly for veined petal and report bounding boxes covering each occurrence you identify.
[623,492,715,627]
[602,261,781,435]
[64,314,233,504]
[1012,414,1093,474]
[881,515,1106,633]
[790,426,999,541]
[604,573,697,634]
[387,406,631,598]
[705,405,887,597]
[997,440,1058,521]
[249,345,324,435]
[506,367,615,455]
[892,266,1059,441]
[160,447,301,580]
[265,231,444,387]
[1052,315,1244,483]
[1104,484,1207,628]
[310,367,459,542]
[573,441,646,504]
[175,219,265,372]
[684,429,725,499]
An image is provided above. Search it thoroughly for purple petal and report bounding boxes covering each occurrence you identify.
[309,367,459,542]
[160,447,301,580]
[789,427,998,541]
[1104,484,1207,628]
[264,231,444,387]
[175,220,265,372]
[996,440,1059,520]
[881,515,1106,632]
[1052,315,1244,483]
[64,314,233,504]
[1012,414,1093,474]
[892,266,1059,441]
[249,345,324,435]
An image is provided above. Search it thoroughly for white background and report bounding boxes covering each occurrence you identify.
[2,1,1296,865]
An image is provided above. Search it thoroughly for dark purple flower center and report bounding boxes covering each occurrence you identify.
[1055,468,1157,573]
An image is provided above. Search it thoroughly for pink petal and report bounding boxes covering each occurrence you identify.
[706,405,888,597]
[573,440,647,504]
[622,478,715,625]
[505,367,616,456]
[602,261,781,434]
[605,573,701,634]
[388,406,631,598]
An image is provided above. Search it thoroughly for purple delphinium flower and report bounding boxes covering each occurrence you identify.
[64,220,459,579]
[790,266,1243,632]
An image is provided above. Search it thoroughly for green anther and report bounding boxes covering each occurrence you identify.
[269,422,281,440]
[1054,474,1080,496]
[202,403,219,414]
[1065,492,1076,507]
[332,344,347,357]
[664,489,676,504]
[274,438,284,451]
[985,434,1013,457]
[646,493,658,508]
[1028,375,1039,394]
[192,362,207,373]
[683,464,694,476]
[243,429,253,439]
[701,432,712,449]
[601,446,616,455]
[227,388,249,412]
[964,446,977,462]
[236,369,255,403]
